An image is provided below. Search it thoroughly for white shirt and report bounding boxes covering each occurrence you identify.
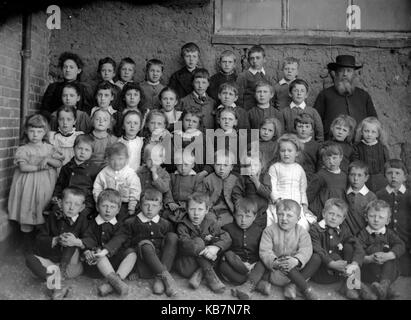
[95,215,117,226]
[361,139,378,146]
[137,212,160,223]
[386,184,406,194]
[347,185,370,196]
[290,101,306,110]
[366,225,386,235]
[248,67,266,75]
[278,78,288,85]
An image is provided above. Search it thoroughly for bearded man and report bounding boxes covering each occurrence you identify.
[314,55,377,138]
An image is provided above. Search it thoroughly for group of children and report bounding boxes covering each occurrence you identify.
[7,42,411,300]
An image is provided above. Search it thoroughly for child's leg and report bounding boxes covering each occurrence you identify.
[198,256,225,293]
[116,251,137,280]
[160,232,178,271]
[379,260,398,283]
[96,256,116,277]
[175,256,199,279]
[223,251,250,275]
[219,258,247,285]
[300,253,322,280]
[287,268,310,291]
[25,254,54,280]
[138,240,166,274]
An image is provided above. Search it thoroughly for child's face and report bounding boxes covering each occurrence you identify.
[147,64,163,83]
[290,84,308,105]
[187,200,208,226]
[183,51,199,70]
[100,63,115,82]
[120,63,135,82]
[219,55,236,74]
[148,114,166,133]
[123,113,141,138]
[255,85,273,105]
[96,89,114,108]
[193,77,209,96]
[362,122,379,144]
[243,157,261,176]
[108,153,128,171]
[260,122,275,141]
[219,110,237,132]
[58,110,76,134]
[26,127,46,144]
[279,141,297,164]
[62,87,80,107]
[146,146,165,168]
[218,88,238,107]
[183,113,201,131]
[348,167,369,191]
[283,63,298,82]
[248,52,265,70]
[62,193,85,219]
[141,199,162,220]
[277,208,299,231]
[385,167,407,190]
[331,124,350,142]
[295,122,313,140]
[214,156,234,179]
[234,208,256,230]
[176,161,195,176]
[125,89,141,108]
[161,91,178,112]
[97,200,120,222]
[323,154,343,171]
[323,205,345,229]
[92,111,111,132]
[367,208,390,231]
[74,141,93,162]
[62,59,81,81]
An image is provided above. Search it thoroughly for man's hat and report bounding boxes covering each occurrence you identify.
[327,55,362,71]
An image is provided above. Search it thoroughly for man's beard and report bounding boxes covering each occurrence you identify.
[335,77,356,95]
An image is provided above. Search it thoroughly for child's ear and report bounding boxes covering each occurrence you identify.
[76,68,82,76]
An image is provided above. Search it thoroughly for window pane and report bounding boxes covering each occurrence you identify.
[221,0,282,30]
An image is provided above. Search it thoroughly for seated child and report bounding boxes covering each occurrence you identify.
[90,80,118,118]
[115,57,136,90]
[175,192,231,294]
[220,198,271,300]
[139,59,166,111]
[159,87,182,132]
[82,189,136,297]
[259,199,320,300]
[208,50,238,104]
[51,134,102,220]
[280,79,324,142]
[376,159,411,276]
[309,198,376,300]
[124,188,179,297]
[273,57,299,110]
[358,199,405,299]
[345,161,377,236]
[203,149,239,227]
[180,68,216,129]
[25,187,89,300]
[93,142,141,222]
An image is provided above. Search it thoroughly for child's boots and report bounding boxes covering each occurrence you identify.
[158,270,178,297]
[372,279,395,300]
[255,279,272,296]
[50,286,71,300]
[359,282,377,300]
[153,277,165,295]
[204,267,225,293]
[106,272,129,296]
[283,283,298,300]
[235,280,256,300]
[98,283,114,297]
[302,286,321,300]
[188,268,203,289]
[339,282,360,300]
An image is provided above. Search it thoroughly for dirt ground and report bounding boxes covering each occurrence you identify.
[1,245,411,301]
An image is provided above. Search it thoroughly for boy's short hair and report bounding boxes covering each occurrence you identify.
[62,82,81,96]
[181,42,200,56]
[276,199,301,218]
[294,113,314,129]
[235,197,258,215]
[330,114,357,143]
[97,188,121,207]
[74,134,94,151]
[56,105,77,120]
[95,80,115,97]
[384,159,408,175]
[62,187,86,202]
[146,58,164,72]
[105,142,128,159]
[365,199,392,218]
[193,68,210,81]
[119,57,136,67]
[58,52,84,71]
[187,192,210,210]
[97,57,116,73]
[348,160,369,176]
[141,188,163,203]
[218,82,238,95]
[248,45,265,58]
[289,78,309,93]
[323,198,348,218]
[319,141,344,159]
[282,57,300,69]
[219,50,236,63]
[255,81,273,94]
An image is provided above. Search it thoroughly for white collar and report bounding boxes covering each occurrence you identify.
[366,225,386,235]
[386,184,406,194]
[248,67,265,75]
[95,215,117,226]
[193,91,207,99]
[318,219,340,230]
[174,169,196,176]
[217,103,237,109]
[290,101,306,109]
[326,168,341,174]
[299,136,312,143]
[137,212,160,223]
[347,185,370,196]
[361,139,378,146]
[147,80,160,86]
[278,78,289,85]
[64,214,79,223]
[257,103,270,109]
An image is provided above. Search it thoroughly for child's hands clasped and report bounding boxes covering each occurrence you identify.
[199,245,220,261]
[276,256,299,273]
[328,260,348,273]
[59,232,80,247]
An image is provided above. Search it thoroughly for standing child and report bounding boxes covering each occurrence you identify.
[96,57,121,109]
[115,57,136,90]
[180,68,216,129]
[159,87,182,132]
[280,79,324,142]
[168,42,201,100]
[253,117,281,172]
[90,81,117,118]
[273,57,299,111]
[93,142,141,222]
[8,114,63,250]
[208,50,238,104]
[353,117,389,192]
[175,192,231,294]
[124,188,179,297]
[259,199,320,300]
[139,59,166,111]
[117,110,144,171]
[236,45,273,111]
